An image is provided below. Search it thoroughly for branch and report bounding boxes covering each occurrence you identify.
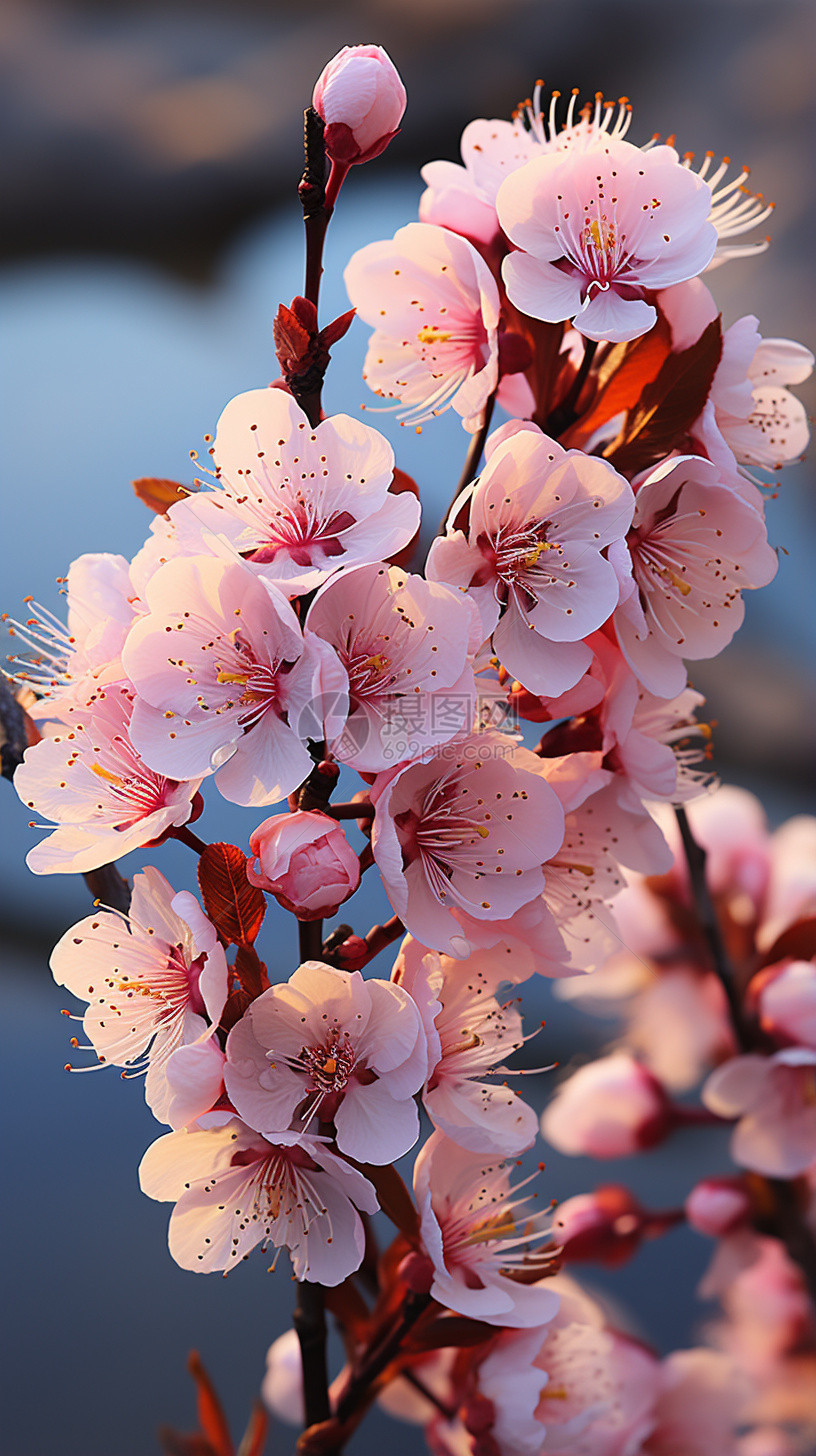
[436,391,496,538]
[293,1279,331,1430]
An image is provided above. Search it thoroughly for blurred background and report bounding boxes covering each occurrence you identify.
[1,1,814,1452]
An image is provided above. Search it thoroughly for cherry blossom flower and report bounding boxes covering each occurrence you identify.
[685,1179,752,1239]
[139,1116,378,1283]
[50,866,228,1122]
[614,454,778,698]
[419,92,638,247]
[304,561,479,771]
[710,1236,816,1422]
[645,1348,747,1456]
[413,1130,561,1328]
[659,279,813,489]
[162,1037,226,1131]
[247,811,360,920]
[427,425,634,697]
[344,222,500,430]
[224,961,426,1164]
[165,389,418,597]
[703,1049,816,1178]
[393,939,540,1155]
[122,556,344,807]
[313,45,406,166]
[15,681,202,874]
[5,552,141,716]
[757,960,816,1050]
[541,1052,675,1158]
[370,730,565,958]
[497,137,718,342]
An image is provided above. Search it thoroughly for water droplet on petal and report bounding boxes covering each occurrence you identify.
[210,742,238,771]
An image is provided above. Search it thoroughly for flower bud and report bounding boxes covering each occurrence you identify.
[554,1186,646,1266]
[247,810,360,920]
[541,1052,674,1158]
[685,1177,752,1237]
[313,45,406,165]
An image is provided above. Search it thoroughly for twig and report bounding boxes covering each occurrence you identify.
[334,1292,431,1424]
[436,391,496,537]
[674,806,744,1032]
[172,824,208,856]
[325,800,374,821]
[293,1279,331,1429]
[82,862,131,915]
[546,337,597,436]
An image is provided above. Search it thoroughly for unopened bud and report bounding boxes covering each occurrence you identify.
[313,46,406,166]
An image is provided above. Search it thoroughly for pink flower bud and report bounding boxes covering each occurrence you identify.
[685,1178,752,1237]
[247,810,360,920]
[541,1052,674,1158]
[554,1186,646,1266]
[313,45,406,165]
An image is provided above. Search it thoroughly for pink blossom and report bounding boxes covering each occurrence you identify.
[247,811,360,920]
[758,814,816,953]
[166,388,418,597]
[614,453,778,698]
[370,730,565,958]
[224,961,426,1164]
[6,551,140,715]
[343,222,500,431]
[313,45,406,165]
[659,279,813,486]
[427,425,634,696]
[393,940,540,1155]
[420,117,538,245]
[15,681,202,874]
[413,1130,561,1328]
[702,1050,816,1178]
[757,959,816,1050]
[139,1116,378,1283]
[541,1052,674,1158]
[645,1348,747,1456]
[50,866,228,1123]
[497,138,718,342]
[162,1037,226,1131]
[304,561,479,771]
[685,1178,752,1238]
[122,556,343,807]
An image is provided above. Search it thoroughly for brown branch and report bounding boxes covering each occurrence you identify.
[293,1279,331,1430]
[436,391,496,538]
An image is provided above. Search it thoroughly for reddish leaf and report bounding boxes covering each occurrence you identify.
[352,1162,419,1242]
[273,302,313,371]
[320,307,356,349]
[406,1315,495,1351]
[759,916,816,971]
[235,1405,268,1456]
[132,476,192,515]
[604,318,723,475]
[232,943,270,1000]
[561,314,672,448]
[324,1277,373,1340]
[198,843,266,948]
[188,1352,234,1456]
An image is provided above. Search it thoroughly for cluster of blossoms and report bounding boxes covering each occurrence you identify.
[5,41,815,1456]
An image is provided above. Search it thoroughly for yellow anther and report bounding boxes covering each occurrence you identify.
[522,541,554,569]
[417,325,452,345]
[216,669,250,685]
[91,764,126,788]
